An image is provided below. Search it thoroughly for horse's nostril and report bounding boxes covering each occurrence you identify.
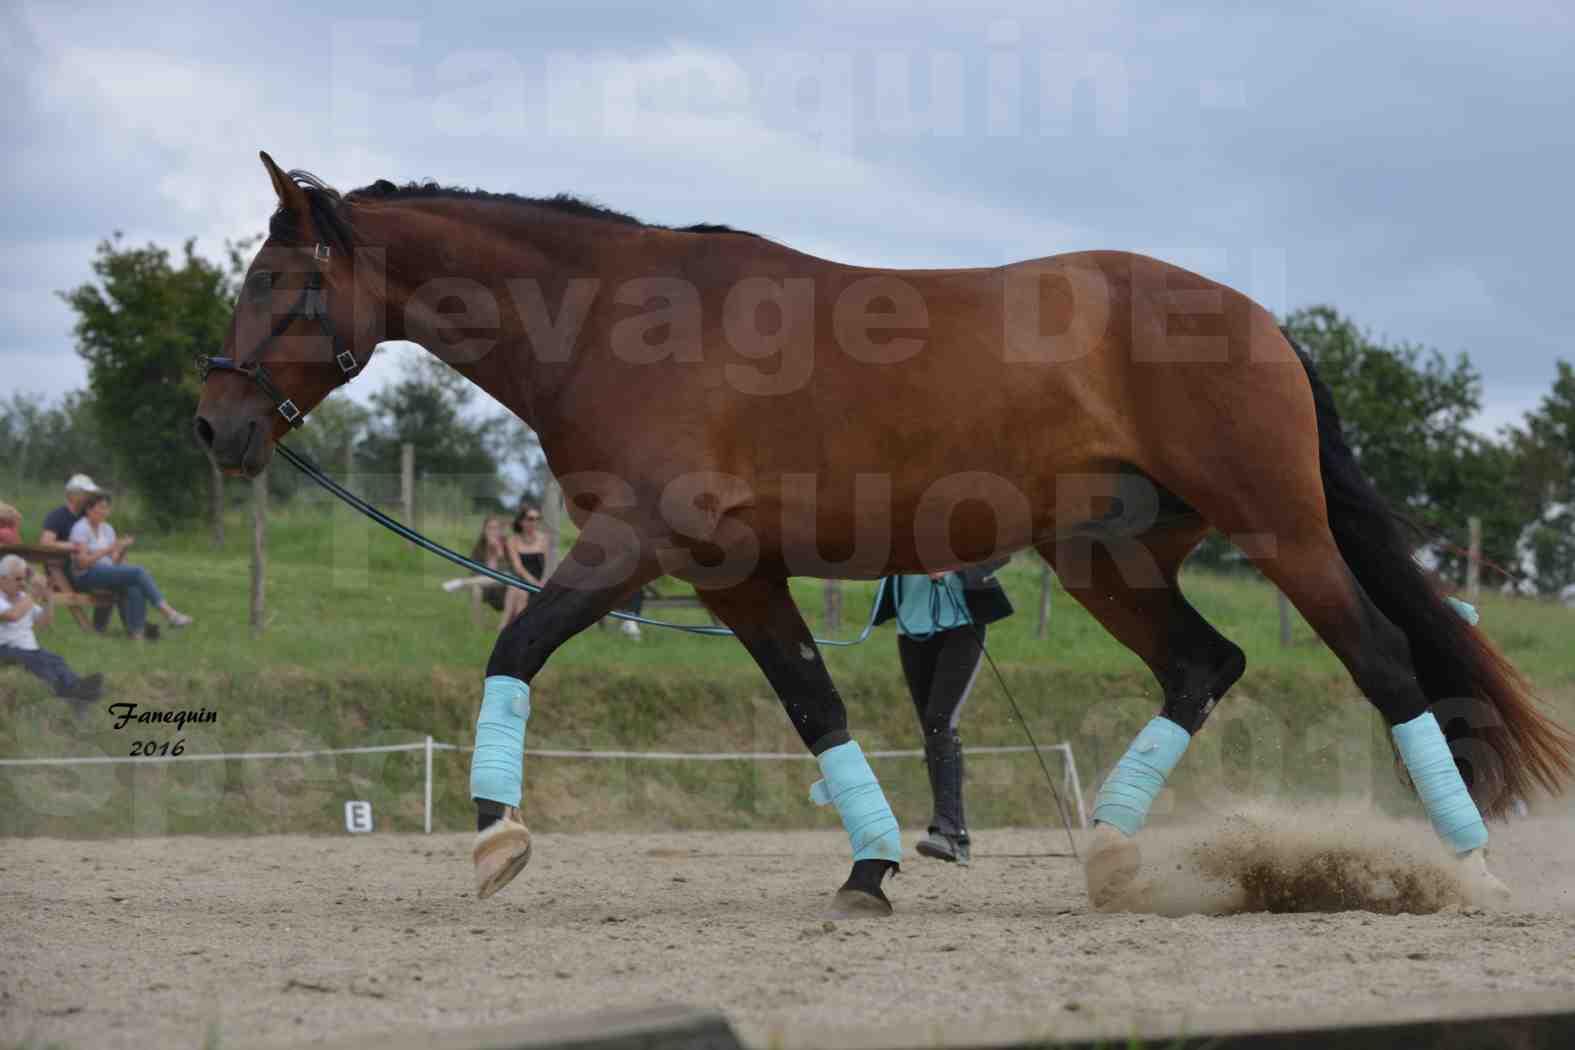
[194,416,216,449]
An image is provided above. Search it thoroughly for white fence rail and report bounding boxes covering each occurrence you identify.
[1,738,1087,835]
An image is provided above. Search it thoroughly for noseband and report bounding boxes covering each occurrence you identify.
[198,243,360,427]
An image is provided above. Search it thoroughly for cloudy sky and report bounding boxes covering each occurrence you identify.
[6,1,1573,433]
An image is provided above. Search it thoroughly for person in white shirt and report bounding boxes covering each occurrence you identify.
[38,473,115,632]
[0,554,102,705]
[68,492,192,640]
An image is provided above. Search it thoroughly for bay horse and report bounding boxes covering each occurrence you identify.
[197,152,1570,915]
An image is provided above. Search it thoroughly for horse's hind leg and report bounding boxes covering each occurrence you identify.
[1038,525,1245,910]
[697,575,902,917]
[1151,398,1510,899]
[1209,519,1508,897]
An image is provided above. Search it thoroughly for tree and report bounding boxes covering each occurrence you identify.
[1,390,113,493]
[58,233,254,527]
[1506,360,1575,595]
[1512,360,1575,505]
[1190,306,1490,575]
[356,353,502,507]
[1283,305,1483,517]
[1429,436,1531,585]
[486,413,545,507]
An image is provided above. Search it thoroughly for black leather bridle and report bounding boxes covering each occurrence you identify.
[198,243,361,427]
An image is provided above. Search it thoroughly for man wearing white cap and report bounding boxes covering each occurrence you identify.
[39,474,114,633]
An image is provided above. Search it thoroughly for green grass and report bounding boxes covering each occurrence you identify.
[6,485,1571,684]
[3,485,1572,838]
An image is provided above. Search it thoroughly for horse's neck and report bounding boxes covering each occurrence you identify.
[369,204,627,433]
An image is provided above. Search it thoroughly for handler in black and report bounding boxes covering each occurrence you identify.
[873,558,1013,865]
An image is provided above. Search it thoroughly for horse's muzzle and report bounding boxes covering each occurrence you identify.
[194,414,269,477]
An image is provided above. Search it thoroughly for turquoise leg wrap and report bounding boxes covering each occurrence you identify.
[469,675,530,808]
[1445,596,1481,625]
[1392,710,1488,853]
[809,740,902,864]
[1092,716,1191,836]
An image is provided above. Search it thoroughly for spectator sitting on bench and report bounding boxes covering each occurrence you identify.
[38,474,113,632]
[501,503,548,628]
[68,492,192,640]
[0,501,20,545]
[0,553,103,707]
[469,515,509,614]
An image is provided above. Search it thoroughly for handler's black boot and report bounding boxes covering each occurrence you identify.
[916,731,970,866]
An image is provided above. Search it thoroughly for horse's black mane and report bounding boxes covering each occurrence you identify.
[269,169,757,247]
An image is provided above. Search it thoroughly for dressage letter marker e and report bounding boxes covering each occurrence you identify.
[344,800,374,833]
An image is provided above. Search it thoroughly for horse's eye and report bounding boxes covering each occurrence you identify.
[248,273,274,299]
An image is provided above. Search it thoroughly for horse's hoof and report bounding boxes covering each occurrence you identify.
[826,887,894,919]
[916,831,971,866]
[1085,822,1141,912]
[474,808,532,900]
[1458,848,1512,907]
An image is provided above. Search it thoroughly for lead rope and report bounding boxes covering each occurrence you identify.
[274,443,885,646]
[920,574,1081,861]
[969,621,1082,861]
[285,440,1080,851]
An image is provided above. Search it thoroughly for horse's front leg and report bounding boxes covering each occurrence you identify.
[697,575,902,917]
[471,523,658,898]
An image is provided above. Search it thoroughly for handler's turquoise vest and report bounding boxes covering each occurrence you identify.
[892,574,972,639]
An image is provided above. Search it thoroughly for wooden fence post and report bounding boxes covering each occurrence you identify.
[1036,562,1053,640]
[250,468,267,636]
[209,458,225,548]
[823,579,843,632]
[400,443,415,522]
[1467,516,1482,599]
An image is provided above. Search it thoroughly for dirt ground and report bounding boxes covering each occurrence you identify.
[3,811,1574,1050]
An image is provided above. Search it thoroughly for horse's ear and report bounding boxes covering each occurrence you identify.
[259,151,308,213]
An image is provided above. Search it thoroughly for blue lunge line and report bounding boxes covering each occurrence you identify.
[470,675,530,807]
[1392,710,1489,854]
[275,443,884,646]
[809,740,903,863]
[1091,716,1192,836]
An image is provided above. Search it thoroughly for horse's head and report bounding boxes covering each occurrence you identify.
[195,152,366,477]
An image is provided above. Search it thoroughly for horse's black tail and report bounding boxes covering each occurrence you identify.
[1289,334,1572,818]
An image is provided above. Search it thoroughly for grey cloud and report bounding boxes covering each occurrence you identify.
[5,0,1571,419]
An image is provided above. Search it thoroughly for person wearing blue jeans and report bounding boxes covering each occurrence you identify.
[39,474,114,632]
[0,554,103,706]
[68,493,191,640]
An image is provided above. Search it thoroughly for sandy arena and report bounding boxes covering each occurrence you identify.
[4,812,1574,1049]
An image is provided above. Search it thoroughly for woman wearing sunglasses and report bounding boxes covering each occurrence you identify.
[501,504,549,627]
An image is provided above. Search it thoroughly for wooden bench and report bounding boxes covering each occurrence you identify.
[0,542,115,631]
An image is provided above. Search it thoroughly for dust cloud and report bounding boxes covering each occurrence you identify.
[1116,803,1572,916]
